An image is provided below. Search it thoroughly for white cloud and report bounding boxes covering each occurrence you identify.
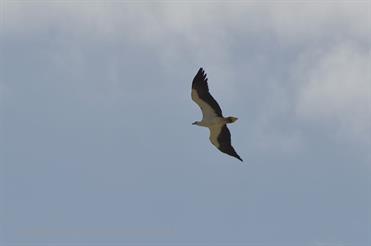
[294,42,371,142]
[267,1,370,44]
[4,1,369,47]
[2,1,370,146]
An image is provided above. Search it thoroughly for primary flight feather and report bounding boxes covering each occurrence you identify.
[191,68,242,161]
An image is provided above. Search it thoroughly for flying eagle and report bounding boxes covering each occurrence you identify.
[191,68,242,161]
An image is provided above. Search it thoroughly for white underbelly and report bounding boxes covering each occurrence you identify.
[201,117,224,127]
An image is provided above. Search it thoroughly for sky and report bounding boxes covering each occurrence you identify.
[0,1,370,246]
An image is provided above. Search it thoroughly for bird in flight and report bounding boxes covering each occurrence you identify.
[191,68,243,161]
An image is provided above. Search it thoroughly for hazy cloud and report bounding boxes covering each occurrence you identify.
[294,42,370,142]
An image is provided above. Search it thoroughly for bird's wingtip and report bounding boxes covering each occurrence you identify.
[234,154,243,162]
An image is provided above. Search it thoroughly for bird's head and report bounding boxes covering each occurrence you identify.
[192,121,199,125]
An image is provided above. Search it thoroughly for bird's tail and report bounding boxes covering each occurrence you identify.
[226,116,238,124]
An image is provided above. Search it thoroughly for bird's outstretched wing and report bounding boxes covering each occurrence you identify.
[191,68,223,119]
[209,125,243,161]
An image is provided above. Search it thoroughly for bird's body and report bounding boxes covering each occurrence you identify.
[191,68,242,161]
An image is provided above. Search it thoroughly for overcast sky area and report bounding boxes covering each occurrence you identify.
[0,1,370,246]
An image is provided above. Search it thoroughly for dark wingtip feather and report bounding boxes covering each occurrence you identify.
[192,67,209,90]
[218,144,243,162]
[198,67,207,78]
[196,67,204,76]
[217,126,242,162]
[232,152,243,162]
[197,67,206,79]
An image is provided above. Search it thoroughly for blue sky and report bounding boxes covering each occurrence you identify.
[1,1,370,246]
